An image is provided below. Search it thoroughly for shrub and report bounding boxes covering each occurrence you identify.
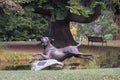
[104,34,113,40]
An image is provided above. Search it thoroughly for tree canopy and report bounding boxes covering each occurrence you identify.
[0,0,120,21]
[0,0,120,46]
[0,3,47,41]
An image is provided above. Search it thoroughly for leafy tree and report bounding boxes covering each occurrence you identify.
[0,6,47,41]
[0,0,120,46]
[76,11,118,40]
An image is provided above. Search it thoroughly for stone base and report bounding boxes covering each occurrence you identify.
[31,59,64,71]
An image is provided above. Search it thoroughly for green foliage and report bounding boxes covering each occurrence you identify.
[67,6,89,17]
[67,1,106,18]
[67,0,86,16]
[34,0,106,21]
[35,0,68,21]
[1,0,120,22]
[50,3,68,21]
[0,7,47,41]
[68,0,79,5]
[0,0,120,41]
[90,1,106,9]
[14,0,31,3]
[98,51,120,68]
[104,34,113,40]
[110,0,120,5]
[76,11,118,40]
[34,0,47,3]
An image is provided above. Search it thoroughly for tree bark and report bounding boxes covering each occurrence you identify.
[44,18,77,47]
[113,5,120,40]
[113,15,120,27]
[70,6,101,23]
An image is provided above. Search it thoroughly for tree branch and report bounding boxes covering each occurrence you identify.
[34,7,51,16]
[20,1,51,16]
[19,1,35,8]
[70,6,101,23]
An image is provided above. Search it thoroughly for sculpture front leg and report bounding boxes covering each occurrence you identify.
[40,53,50,59]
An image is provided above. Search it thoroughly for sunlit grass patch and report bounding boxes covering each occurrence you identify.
[0,45,32,62]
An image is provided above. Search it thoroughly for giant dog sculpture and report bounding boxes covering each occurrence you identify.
[32,37,93,62]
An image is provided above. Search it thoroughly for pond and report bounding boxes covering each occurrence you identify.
[1,53,120,70]
[0,61,79,70]
[0,51,120,70]
[0,61,31,70]
[1,42,120,70]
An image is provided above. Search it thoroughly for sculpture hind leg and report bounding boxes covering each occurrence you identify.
[74,52,94,61]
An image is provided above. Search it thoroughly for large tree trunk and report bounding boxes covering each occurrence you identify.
[113,5,120,40]
[113,15,120,27]
[113,15,120,40]
[44,19,77,47]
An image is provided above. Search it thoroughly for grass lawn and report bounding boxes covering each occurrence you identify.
[0,68,120,80]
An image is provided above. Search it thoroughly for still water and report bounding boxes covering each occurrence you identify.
[0,55,120,70]
[0,61,31,70]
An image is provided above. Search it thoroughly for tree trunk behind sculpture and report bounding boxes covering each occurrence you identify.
[44,19,77,47]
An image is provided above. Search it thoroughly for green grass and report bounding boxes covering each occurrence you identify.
[0,50,32,62]
[0,68,120,80]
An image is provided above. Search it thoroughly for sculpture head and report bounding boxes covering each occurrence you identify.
[40,37,54,46]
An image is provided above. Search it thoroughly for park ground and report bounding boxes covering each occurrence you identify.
[0,40,120,80]
[0,68,120,80]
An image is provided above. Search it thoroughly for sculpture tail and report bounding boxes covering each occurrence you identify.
[76,41,83,47]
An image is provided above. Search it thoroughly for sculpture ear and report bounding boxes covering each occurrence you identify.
[51,39,54,42]
[40,36,43,40]
[49,37,54,44]
[50,39,54,45]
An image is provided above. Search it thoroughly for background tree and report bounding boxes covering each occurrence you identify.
[0,3,47,41]
[28,0,102,47]
[75,11,118,40]
[0,0,120,47]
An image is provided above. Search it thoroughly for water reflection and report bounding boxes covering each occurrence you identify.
[0,61,31,70]
[0,53,120,70]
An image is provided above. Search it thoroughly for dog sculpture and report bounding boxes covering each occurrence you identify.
[32,37,93,62]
